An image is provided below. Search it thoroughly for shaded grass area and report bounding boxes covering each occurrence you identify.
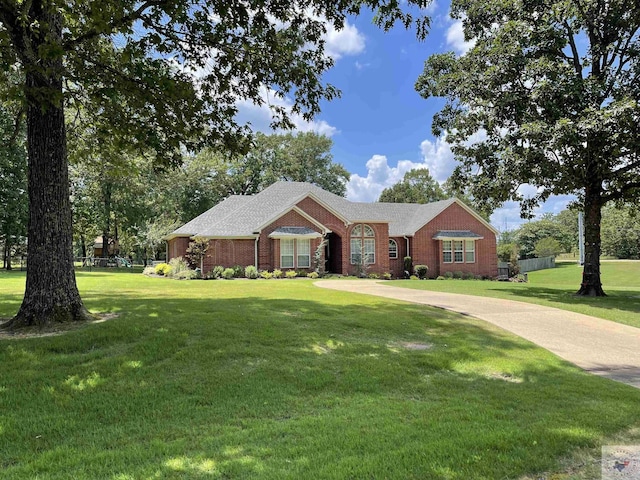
[1,271,640,479]
[396,261,640,328]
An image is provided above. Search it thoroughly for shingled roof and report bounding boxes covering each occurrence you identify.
[166,181,493,239]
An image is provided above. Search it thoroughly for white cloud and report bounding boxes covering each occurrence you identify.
[347,155,435,202]
[446,18,475,55]
[419,137,456,182]
[235,86,338,137]
[325,21,366,60]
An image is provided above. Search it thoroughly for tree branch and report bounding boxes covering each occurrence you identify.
[563,21,583,78]
[607,158,640,180]
[63,0,165,49]
[604,181,640,202]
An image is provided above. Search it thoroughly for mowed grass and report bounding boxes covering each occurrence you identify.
[1,271,640,479]
[396,261,640,328]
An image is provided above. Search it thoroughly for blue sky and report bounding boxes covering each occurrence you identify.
[236,3,574,232]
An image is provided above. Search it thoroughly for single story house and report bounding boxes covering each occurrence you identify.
[165,181,498,278]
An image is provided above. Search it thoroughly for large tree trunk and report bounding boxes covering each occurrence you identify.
[576,183,606,296]
[4,8,91,329]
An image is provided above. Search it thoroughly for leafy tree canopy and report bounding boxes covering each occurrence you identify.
[174,132,349,221]
[378,168,446,203]
[416,0,640,295]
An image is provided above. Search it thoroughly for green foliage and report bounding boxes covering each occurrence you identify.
[272,269,283,279]
[516,217,573,259]
[307,271,319,279]
[154,263,171,276]
[244,265,259,279]
[0,101,27,269]
[403,256,413,277]
[185,236,209,270]
[222,268,235,280]
[285,270,298,279]
[414,265,429,279]
[378,168,446,204]
[601,205,640,259]
[206,265,225,280]
[174,269,199,280]
[534,238,563,259]
[232,265,244,278]
[313,239,328,274]
[167,257,190,278]
[497,243,519,263]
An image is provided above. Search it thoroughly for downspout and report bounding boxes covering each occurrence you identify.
[254,236,259,269]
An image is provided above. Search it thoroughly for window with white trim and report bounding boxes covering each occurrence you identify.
[454,240,464,263]
[465,240,475,263]
[443,240,452,263]
[281,238,313,268]
[297,239,311,268]
[350,224,375,264]
[281,239,294,268]
[389,239,398,259]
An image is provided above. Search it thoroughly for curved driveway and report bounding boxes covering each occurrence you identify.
[316,279,640,389]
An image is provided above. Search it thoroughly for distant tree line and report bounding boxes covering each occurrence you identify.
[0,130,349,268]
[498,205,640,262]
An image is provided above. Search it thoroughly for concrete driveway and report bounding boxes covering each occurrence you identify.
[316,279,640,389]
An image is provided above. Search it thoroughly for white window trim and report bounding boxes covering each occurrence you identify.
[280,238,294,268]
[281,238,313,269]
[443,240,453,264]
[454,240,464,263]
[389,239,398,259]
[297,239,311,268]
[350,224,376,265]
[465,240,476,263]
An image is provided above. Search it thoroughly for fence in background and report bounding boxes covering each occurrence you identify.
[517,256,556,273]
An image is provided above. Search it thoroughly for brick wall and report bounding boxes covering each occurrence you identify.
[412,203,497,278]
[167,237,190,261]
[389,236,408,278]
[203,239,255,272]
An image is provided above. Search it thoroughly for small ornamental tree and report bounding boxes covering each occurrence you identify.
[185,236,209,271]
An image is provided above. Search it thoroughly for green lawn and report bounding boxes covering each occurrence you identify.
[1,270,640,479]
[395,261,640,328]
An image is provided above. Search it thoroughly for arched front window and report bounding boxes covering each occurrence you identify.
[389,239,398,259]
[350,224,375,265]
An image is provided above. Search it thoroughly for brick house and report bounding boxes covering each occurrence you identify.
[165,181,498,278]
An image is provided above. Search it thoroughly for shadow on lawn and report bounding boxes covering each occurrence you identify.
[2,293,640,478]
[487,283,640,317]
